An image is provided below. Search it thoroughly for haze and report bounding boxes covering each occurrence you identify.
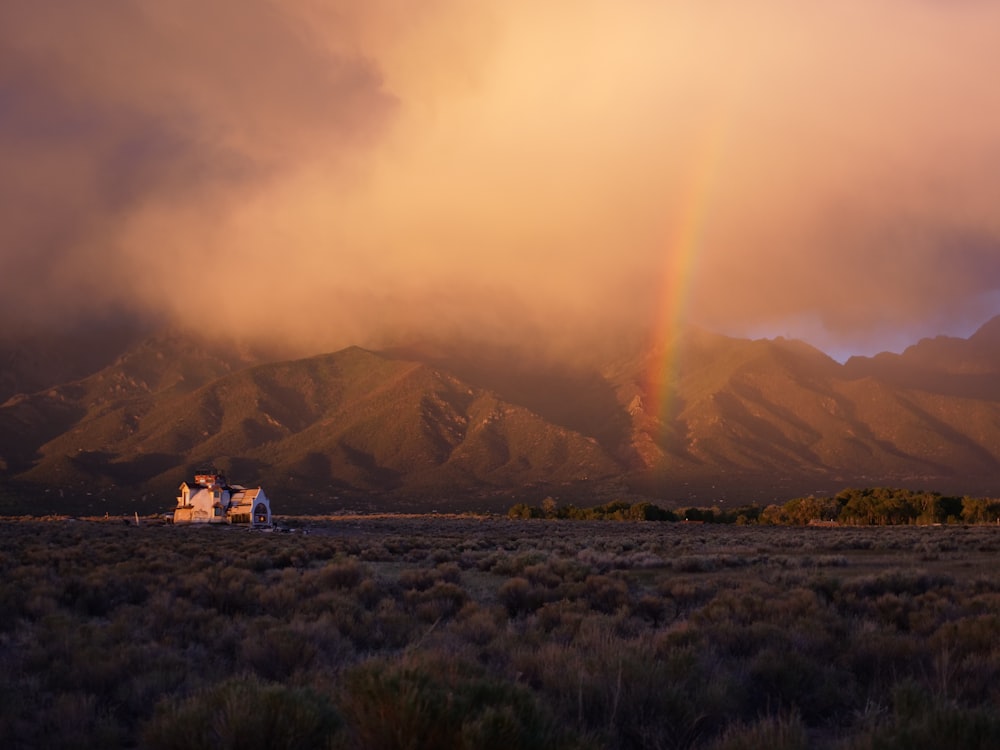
[4,0,1000,362]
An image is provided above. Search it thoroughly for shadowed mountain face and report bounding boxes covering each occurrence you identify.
[842,317,1000,400]
[3,318,1000,510]
[0,319,152,403]
[2,343,620,504]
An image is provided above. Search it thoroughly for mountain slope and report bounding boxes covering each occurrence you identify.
[0,331,264,475]
[612,326,1000,491]
[12,345,620,496]
[842,317,1000,399]
[0,321,150,403]
[5,317,1000,508]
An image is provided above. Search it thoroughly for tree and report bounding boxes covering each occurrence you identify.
[962,496,1000,524]
[627,502,674,521]
[507,503,540,520]
[916,493,963,525]
[781,495,838,525]
[759,504,786,525]
[541,497,558,519]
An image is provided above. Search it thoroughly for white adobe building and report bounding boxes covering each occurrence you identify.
[173,471,273,527]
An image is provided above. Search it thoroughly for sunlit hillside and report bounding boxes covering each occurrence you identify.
[3,318,1000,513]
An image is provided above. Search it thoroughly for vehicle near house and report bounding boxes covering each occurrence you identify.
[172,470,272,528]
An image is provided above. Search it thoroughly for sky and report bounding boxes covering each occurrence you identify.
[3,0,1000,363]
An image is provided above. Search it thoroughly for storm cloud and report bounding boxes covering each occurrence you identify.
[3,1,1000,359]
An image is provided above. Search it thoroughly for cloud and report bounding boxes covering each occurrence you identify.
[3,1,1000,359]
[0,0,397,325]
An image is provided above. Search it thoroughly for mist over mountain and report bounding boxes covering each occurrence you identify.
[3,318,1000,514]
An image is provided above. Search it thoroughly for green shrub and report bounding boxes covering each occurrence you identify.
[338,656,560,750]
[581,575,628,614]
[743,645,857,723]
[850,681,1000,749]
[704,712,808,750]
[317,559,365,590]
[449,602,502,646]
[398,567,438,591]
[498,577,549,617]
[242,624,319,681]
[405,581,469,623]
[143,675,341,750]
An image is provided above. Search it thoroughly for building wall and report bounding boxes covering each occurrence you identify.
[173,481,273,526]
[174,486,230,524]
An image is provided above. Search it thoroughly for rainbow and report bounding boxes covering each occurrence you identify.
[646,124,728,426]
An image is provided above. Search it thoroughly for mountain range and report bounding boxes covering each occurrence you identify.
[3,318,1000,513]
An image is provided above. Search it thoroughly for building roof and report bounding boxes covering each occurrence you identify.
[230,487,264,507]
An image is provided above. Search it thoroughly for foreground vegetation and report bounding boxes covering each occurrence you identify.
[3,516,1000,748]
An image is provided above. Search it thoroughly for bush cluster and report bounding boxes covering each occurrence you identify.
[3,517,1000,748]
[510,487,1000,527]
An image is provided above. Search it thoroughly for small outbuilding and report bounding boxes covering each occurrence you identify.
[173,471,273,527]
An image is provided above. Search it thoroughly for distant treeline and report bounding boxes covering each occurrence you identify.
[508,487,1000,526]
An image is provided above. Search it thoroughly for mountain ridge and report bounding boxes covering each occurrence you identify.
[4,317,1000,512]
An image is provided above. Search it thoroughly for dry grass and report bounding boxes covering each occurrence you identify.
[3,517,1000,748]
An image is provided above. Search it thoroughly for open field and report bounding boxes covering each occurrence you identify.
[3,517,1000,748]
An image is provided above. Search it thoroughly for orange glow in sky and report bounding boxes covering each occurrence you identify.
[3,1,1000,361]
